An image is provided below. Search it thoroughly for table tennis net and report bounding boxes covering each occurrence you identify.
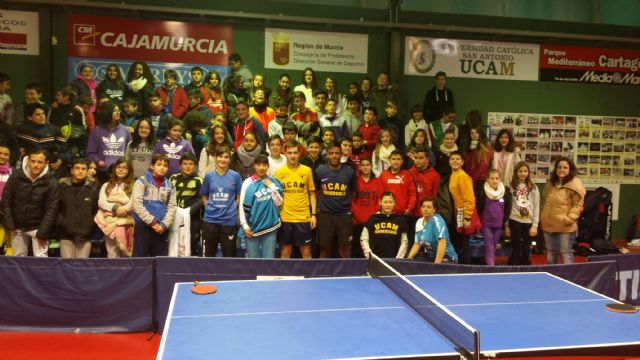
[368,253,480,360]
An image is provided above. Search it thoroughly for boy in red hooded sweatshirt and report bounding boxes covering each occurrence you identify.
[351,157,383,258]
[379,150,417,255]
[379,150,417,216]
[409,147,440,218]
[408,146,440,247]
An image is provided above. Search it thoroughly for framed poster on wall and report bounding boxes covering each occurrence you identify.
[488,112,640,184]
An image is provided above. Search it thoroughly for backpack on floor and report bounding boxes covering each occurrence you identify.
[577,187,612,246]
[591,238,619,255]
[575,242,597,257]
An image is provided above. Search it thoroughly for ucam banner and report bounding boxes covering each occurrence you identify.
[404,37,539,81]
[540,44,640,86]
[0,9,39,55]
[67,14,232,84]
[264,27,368,73]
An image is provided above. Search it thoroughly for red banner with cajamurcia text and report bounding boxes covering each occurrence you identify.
[66,14,233,85]
[68,14,232,64]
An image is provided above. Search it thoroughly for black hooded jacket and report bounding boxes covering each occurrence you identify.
[2,162,59,239]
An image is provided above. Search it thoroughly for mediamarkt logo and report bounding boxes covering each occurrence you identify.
[579,71,640,85]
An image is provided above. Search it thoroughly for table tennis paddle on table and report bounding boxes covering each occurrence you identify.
[606,303,640,313]
[191,281,217,295]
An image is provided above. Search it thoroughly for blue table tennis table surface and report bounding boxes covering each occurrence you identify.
[158,272,640,359]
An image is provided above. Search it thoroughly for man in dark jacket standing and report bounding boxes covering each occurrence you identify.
[57,158,98,258]
[422,71,455,123]
[3,149,59,256]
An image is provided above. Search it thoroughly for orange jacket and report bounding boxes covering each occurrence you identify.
[540,177,585,233]
[250,106,276,133]
[449,169,475,219]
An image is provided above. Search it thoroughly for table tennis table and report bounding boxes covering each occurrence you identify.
[158,259,640,359]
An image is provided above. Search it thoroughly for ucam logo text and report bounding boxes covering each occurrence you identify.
[209,192,229,201]
[460,60,515,76]
[253,188,272,202]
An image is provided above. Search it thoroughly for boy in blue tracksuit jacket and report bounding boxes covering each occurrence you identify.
[132,154,177,257]
[238,155,283,258]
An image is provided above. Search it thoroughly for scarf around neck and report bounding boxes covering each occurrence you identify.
[0,161,11,175]
[253,102,267,113]
[439,143,457,156]
[129,77,148,93]
[148,105,163,116]
[77,76,97,112]
[377,144,395,161]
[237,144,262,167]
[77,75,97,90]
[484,181,505,200]
[277,87,292,103]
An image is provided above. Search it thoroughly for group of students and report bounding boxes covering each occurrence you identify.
[0,58,586,264]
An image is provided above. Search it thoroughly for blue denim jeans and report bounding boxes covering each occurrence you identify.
[246,231,277,259]
[543,231,575,264]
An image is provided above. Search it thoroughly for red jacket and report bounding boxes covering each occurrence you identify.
[379,169,417,215]
[85,111,95,133]
[157,85,189,119]
[291,108,318,123]
[358,122,381,153]
[200,87,227,115]
[233,118,266,150]
[409,166,440,217]
[352,175,384,225]
[464,144,493,182]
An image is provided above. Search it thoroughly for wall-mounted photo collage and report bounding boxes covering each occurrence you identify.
[575,116,639,182]
[488,112,640,184]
